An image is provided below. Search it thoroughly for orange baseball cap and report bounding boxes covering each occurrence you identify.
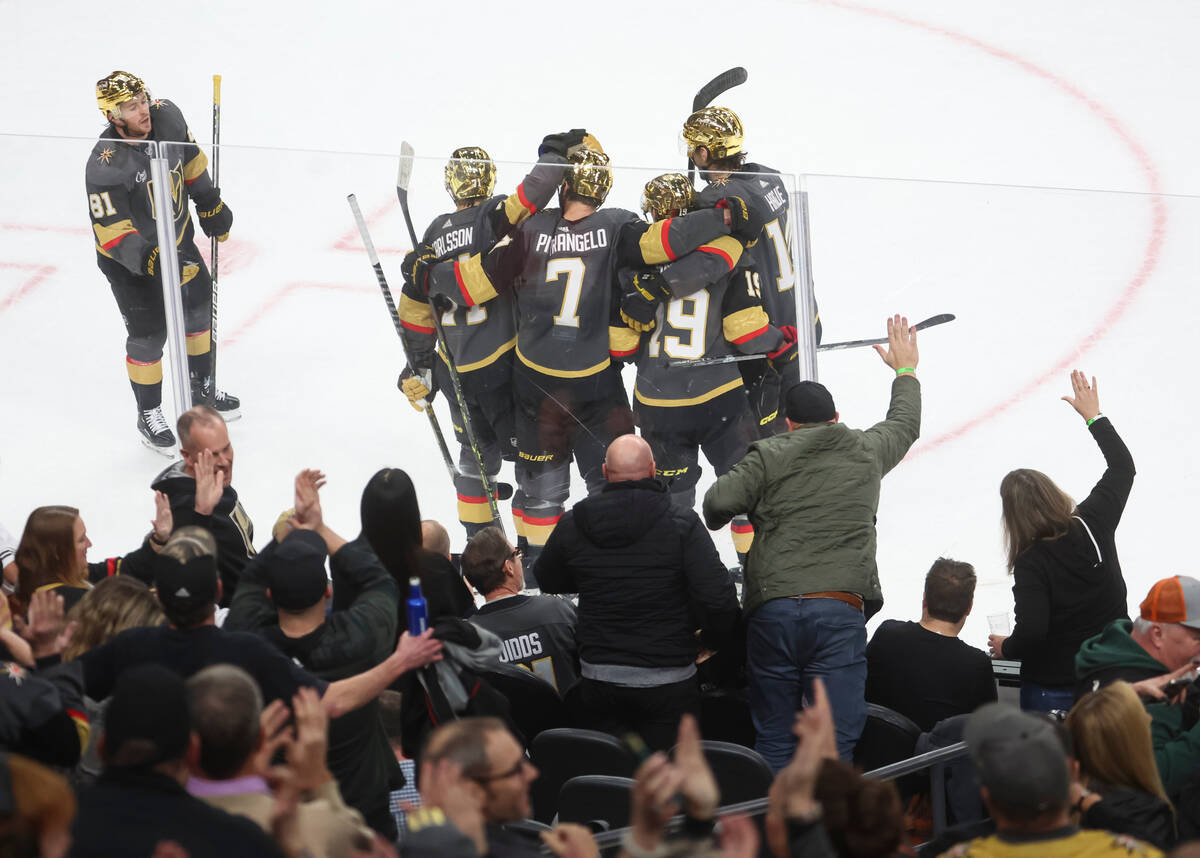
[1140,576,1200,629]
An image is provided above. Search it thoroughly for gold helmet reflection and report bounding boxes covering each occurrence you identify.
[641,173,696,221]
[681,106,744,160]
[564,146,612,206]
[96,70,146,116]
[445,146,497,204]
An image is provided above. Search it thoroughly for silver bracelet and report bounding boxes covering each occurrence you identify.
[620,831,669,858]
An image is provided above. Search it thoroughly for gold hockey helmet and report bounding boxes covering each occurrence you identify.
[681,106,744,161]
[564,147,612,206]
[641,173,696,221]
[445,146,497,203]
[96,70,147,116]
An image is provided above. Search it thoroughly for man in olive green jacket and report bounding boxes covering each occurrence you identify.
[703,315,921,767]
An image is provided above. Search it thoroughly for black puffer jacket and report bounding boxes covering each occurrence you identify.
[536,479,739,669]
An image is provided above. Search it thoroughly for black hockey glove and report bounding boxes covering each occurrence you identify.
[402,244,438,295]
[620,271,670,332]
[538,128,588,158]
[196,196,233,242]
[767,325,799,373]
[718,195,761,243]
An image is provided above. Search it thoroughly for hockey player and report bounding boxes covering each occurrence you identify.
[681,106,816,435]
[397,132,587,538]
[87,71,238,454]
[625,174,796,561]
[406,141,760,576]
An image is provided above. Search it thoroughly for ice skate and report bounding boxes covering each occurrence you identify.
[192,376,241,421]
[137,406,177,456]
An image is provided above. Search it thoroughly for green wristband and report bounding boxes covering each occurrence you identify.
[1087,413,1104,427]
[896,367,916,376]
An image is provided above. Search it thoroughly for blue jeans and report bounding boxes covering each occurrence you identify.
[1020,682,1075,714]
[746,596,867,770]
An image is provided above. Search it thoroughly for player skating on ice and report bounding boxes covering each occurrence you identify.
[86,71,238,454]
[623,174,796,563]
[397,133,585,539]
[683,106,814,436]
[407,138,761,580]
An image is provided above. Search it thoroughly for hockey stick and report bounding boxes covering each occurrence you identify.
[207,73,221,406]
[347,193,459,484]
[395,143,504,528]
[667,314,956,368]
[688,67,749,184]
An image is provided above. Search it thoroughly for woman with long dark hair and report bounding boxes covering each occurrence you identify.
[359,468,473,633]
[989,371,1134,712]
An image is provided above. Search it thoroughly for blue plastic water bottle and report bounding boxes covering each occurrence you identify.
[406,577,428,634]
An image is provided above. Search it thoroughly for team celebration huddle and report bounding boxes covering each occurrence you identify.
[0,66,1185,858]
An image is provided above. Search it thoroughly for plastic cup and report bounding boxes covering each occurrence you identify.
[988,613,1011,635]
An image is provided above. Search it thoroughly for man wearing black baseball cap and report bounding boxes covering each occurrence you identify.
[703,315,922,769]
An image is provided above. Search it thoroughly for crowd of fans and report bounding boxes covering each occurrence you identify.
[3,320,1198,858]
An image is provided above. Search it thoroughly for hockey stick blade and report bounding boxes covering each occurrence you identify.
[396,141,420,247]
[666,314,956,367]
[694,67,748,112]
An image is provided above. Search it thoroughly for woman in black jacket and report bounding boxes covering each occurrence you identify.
[1066,681,1176,849]
[988,371,1135,712]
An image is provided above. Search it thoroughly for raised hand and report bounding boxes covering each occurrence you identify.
[629,752,685,852]
[418,757,487,855]
[292,469,327,531]
[23,590,68,659]
[252,699,294,777]
[395,628,443,673]
[151,490,173,546]
[674,714,719,820]
[540,823,599,858]
[193,448,224,516]
[872,314,919,373]
[287,687,332,792]
[1062,370,1101,422]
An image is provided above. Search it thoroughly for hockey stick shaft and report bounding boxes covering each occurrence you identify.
[394,145,503,527]
[667,314,956,367]
[688,67,749,183]
[347,193,459,482]
[208,74,221,405]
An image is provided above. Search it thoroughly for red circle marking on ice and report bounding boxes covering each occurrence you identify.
[816,0,1168,458]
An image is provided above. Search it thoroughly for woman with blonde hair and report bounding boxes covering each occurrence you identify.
[1066,681,1176,849]
[988,371,1134,712]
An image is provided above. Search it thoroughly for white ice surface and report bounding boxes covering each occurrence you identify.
[2,0,1199,651]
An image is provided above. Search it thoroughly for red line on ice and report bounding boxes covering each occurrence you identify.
[333,198,410,255]
[816,0,1167,458]
[222,280,374,347]
[0,262,56,312]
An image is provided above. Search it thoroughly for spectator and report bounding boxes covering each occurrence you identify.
[185,665,374,858]
[153,405,256,605]
[61,575,164,783]
[704,314,921,766]
[0,520,17,594]
[422,519,452,560]
[226,470,403,838]
[13,499,164,614]
[941,703,1161,857]
[68,526,442,720]
[1066,681,1176,849]
[988,371,1135,713]
[378,690,419,841]
[0,591,88,768]
[462,525,579,692]
[865,558,996,731]
[359,467,474,629]
[70,664,286,858]
[1075,575,1200,799]
[537,435,739,750]
[0,753,76,858]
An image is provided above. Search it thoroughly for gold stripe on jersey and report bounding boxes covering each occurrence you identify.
[93,219,137,251]
[186,329,211,356]
[399,294,436,334]
[439,335,517,373]
[516,344,610,378]
[457,494,495,525]
[126,357,163,385]
[634,377,743,408]
[183,150,209,185]
[724,306,772,344]
[608,325,640,358]
[502,182,538,226]
[731,521,755,554]
[637,217,679,264]
[454,254,499,307]
[697,235,743,270]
